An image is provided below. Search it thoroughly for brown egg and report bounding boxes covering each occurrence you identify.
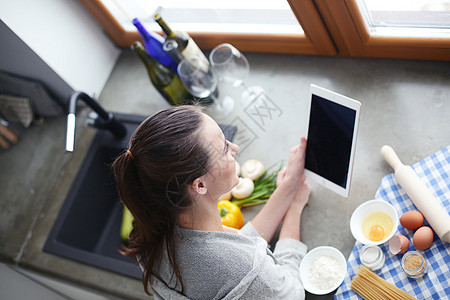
[413,226,434,250]
[389,234,410,254]
[400,211,424,230]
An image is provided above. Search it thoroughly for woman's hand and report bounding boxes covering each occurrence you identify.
[277,137,307,194]
[250,137,307,242]
[291,180,311,212]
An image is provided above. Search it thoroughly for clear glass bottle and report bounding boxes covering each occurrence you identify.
[401,251,427,278]
[360,245,385,271]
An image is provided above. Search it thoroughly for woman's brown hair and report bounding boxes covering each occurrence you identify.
[112,105,211,295]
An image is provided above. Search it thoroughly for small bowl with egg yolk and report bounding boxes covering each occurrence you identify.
[350,199,399,245]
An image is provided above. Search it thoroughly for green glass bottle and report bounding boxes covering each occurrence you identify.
[132,41,192,105]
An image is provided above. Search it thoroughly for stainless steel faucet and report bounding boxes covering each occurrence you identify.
[65,91,126,152]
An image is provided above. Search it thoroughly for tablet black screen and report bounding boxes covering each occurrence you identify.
[305,94,356,188]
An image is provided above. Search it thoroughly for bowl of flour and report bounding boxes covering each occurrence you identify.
[299,246,346,295]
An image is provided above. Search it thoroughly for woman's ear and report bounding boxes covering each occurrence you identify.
[191,177,207,195]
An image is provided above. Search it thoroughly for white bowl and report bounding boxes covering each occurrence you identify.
[350,199,399,245]
[299,246,346,295]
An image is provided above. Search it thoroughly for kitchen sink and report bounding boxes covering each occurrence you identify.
[44,112,236,279]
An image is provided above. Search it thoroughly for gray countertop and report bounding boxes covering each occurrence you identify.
[1,50,449,299]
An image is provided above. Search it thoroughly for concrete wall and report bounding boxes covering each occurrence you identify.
[0,0,121,104]
[0,20,73,106]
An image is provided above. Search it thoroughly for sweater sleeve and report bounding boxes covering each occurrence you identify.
[238,221,262,237]
[235,237,307,300]
[230,226,308,300]
[273,238,307,275]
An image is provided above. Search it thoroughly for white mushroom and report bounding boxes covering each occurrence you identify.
[235,161,241,177]
[241,159,265,181]
[218,191,232,201]
[231,177,254,199]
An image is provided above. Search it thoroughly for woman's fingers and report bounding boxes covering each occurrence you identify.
[285,137,307,178]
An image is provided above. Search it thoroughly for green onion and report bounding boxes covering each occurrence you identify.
[232,162,283,208]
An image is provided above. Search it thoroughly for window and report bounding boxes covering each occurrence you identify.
[357,0,450,38]
[104,0,303,34]
[314,0,450,60]
[80,0,450,61]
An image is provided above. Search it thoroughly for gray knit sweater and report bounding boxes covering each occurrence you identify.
[148,222,307,299]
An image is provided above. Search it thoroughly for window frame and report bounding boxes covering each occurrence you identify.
[80,0,450,61]
[79,0,336,56]
[315,0,450,61]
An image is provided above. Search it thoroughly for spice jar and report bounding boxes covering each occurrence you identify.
[360,245,385,271]
[401,251,427,278]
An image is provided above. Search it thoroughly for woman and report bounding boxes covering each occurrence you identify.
[112,105,311,299]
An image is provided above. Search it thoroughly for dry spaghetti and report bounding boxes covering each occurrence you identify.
[351,266,417,300]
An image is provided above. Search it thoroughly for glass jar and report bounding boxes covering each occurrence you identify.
[360,245,385,271]
[401,251,427,278]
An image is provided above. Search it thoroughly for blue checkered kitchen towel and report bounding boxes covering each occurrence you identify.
[335,146,450,300]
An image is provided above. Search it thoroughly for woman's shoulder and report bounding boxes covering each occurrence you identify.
[175,226,266,270]
[169,228,265,297]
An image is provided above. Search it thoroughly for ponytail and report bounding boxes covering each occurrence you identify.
[112,105,210,295]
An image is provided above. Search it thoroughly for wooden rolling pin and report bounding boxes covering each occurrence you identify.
[0,135,8,149]
[0,123,18,144]
[381,145,450,243]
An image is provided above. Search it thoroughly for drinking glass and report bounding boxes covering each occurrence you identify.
[177,56,234,119]
[209,43,265,104]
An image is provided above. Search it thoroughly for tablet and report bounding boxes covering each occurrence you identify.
[304,84,361,198]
